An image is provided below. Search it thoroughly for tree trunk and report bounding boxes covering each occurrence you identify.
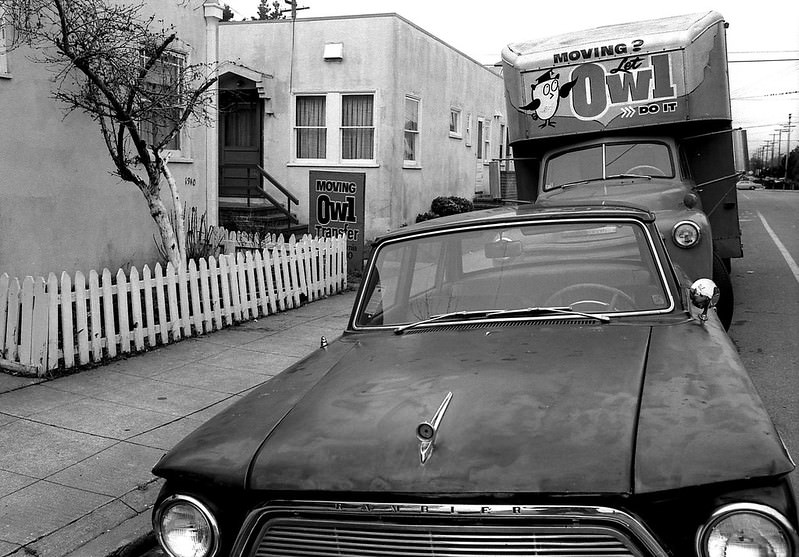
[147,192,183,269]
[161,160,187,266]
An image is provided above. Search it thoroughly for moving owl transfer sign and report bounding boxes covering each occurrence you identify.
[502,11,731,142]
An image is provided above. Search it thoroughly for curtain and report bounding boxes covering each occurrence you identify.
[296,96,326,158]
[404,98,419,161]
[342,95,374,159]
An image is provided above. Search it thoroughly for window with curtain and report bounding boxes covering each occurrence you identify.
[341,94,374,160]
[295,95,327,159]
[483,120,491,163]
[449,108,462,138]
[476,119,484,159]
[404,96,420,164]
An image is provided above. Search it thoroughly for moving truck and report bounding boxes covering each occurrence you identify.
[502,11,743,328]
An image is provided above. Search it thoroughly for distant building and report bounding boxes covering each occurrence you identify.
[218,14,508,243]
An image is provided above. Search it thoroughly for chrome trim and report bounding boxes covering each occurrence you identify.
[352,217,677,331]
[231,501,671,557]
[153,494,220,557]
[672,219,701,249]
[416,391,453,464]
[695,502,799,557]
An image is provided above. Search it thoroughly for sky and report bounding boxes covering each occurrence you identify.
[223,0,799,160]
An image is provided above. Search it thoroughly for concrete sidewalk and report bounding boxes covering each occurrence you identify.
[0,290,356,557]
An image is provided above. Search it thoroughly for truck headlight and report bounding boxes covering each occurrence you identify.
[154,495,219,557]
[672,220,701,248]
[696,503,797,557]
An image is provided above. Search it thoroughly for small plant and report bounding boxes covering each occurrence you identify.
[155,204,225,266]
[415,196,474,223]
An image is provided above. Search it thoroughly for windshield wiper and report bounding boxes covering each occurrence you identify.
[394,306,609,334]
[394,310,496,334]
[605,173,653,181]
[557,174,652,189]
[484,306,611,323]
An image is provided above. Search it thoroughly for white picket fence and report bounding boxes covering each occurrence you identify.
[0,234,347,376]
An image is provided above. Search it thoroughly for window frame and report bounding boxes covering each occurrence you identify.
[482,119,491,165]
[294,94,328,162]
[404,95,421,168]
[449,107,462,139]
[139,49,190,160]
[340,93,375,162]
[291,91,378,166]
[0,6,9,77]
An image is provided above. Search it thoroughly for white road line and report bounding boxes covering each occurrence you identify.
[758,211,799,285]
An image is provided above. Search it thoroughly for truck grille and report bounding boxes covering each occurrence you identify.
[239,503,668,557]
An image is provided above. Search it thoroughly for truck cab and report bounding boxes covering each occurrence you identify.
[502,11,743,328]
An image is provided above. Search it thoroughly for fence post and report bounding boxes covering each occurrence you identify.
[47,273,59,371]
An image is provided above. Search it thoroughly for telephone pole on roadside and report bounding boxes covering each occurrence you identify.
[784,114,793,181]
[282,0,308,19]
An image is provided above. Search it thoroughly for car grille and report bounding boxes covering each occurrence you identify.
[238,503,668,557]
[255,521,637,556]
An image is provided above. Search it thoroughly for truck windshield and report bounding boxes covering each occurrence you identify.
[544,142,675,190]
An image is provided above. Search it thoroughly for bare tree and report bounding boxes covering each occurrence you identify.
[3,0,218,268]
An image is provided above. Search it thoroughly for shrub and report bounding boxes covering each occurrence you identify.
[416,196,474,222]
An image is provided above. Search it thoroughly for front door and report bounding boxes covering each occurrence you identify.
[219,83,263,199]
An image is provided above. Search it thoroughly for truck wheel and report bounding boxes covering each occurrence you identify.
[712,253,734,330]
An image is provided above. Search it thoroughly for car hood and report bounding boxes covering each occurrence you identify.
[538,180,690,212]
[154,323,793,496]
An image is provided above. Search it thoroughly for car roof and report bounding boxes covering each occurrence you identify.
[376,203,656,244]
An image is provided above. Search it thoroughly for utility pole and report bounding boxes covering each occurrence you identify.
[281,0,308,19]
[784,114,793,182]
[770,133,778,170]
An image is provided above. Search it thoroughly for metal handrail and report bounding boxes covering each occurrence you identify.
[220,163,300,228]
[241,165,299,225]
[256,165,299,204]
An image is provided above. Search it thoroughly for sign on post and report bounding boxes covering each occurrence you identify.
[309,171,366,273]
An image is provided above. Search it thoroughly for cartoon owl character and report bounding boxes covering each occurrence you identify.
[520,70,578,128]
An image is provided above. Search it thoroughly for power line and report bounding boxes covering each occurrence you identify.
[729,50,799,54]
[729,58,799,63]
[732,90,799,100]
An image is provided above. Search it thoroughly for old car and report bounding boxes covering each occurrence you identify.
[737,177,759,190]
[151,204,798,557]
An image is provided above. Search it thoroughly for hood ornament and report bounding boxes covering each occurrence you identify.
[416,392,453,464]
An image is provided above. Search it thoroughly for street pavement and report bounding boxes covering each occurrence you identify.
[0,289,356,557]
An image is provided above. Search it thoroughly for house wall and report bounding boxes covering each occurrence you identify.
[219,14,506,242]
[0,1,218,279]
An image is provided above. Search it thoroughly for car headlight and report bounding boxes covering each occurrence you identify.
[672,220,701,248]
[696,503,798,557]
[154,495,219,557]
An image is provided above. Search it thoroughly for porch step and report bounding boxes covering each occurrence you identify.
[219,203,307,237]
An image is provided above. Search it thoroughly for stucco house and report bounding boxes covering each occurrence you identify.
[1,6,508,279]
[217,14,508,254]
[0,1,223,280]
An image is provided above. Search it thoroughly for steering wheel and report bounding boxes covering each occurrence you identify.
[626,165,665,177]
[544,283,636,311]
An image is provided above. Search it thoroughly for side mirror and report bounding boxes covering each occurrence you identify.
[689,278,720,322]
[484,238,522,260]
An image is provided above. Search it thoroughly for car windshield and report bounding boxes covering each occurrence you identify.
[354,219,673,328]
[544,142,675,190]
